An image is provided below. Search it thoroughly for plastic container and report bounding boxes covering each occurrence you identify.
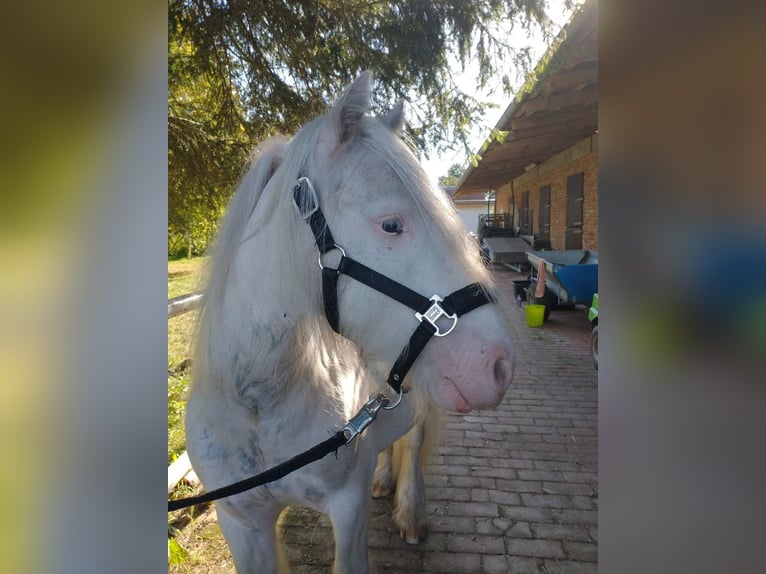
[525,304,545,327]
[512,279,531,299]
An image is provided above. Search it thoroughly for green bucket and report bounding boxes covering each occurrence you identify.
[525,304,545,327]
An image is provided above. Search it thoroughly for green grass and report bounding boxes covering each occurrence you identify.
[167,256,235,569]
[168,257,205,464]
[169,256,207,299]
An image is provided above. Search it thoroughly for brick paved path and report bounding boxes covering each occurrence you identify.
[279,267,598,573]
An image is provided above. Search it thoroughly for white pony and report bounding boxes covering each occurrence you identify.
[185,72,515,574]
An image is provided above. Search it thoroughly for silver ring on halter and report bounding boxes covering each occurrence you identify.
[317,244,347,270]
[382,386,403,410]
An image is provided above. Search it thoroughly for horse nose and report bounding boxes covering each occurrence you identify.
[491,352,514,391]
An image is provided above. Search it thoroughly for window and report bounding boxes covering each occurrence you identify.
[520,190,531,234]
[566,173,584,249]
[538,185,551,239]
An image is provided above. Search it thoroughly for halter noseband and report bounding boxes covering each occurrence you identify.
[293,175,495,394]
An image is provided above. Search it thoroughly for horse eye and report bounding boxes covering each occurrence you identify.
[381,218,403,235]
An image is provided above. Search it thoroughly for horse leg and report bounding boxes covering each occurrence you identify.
[371,445,395,497]
[392,421,428,544]
[217,504,287,574]
[327,482,371,574]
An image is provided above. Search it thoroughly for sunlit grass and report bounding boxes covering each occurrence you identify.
[168,256,207,299]
[168,257,205,464]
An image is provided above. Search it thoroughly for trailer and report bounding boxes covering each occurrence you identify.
[526,250,598,320]
[482,236,532,268]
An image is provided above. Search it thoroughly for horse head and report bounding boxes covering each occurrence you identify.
[291,72,515,413]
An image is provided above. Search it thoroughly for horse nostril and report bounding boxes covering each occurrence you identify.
[493,358,513,387]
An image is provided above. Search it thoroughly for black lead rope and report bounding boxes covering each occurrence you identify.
[169,393,393,512]
[168,431,348,512]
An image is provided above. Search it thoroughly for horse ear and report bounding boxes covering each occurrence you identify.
[331,71,373,143]
[239,138,287,217]
[250,140,285,192]
[382,100,405,134]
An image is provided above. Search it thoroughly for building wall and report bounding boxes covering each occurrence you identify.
[454,202,490,234]
[495,134,598,250]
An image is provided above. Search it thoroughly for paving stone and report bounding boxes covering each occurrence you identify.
[554,509,598,526]
[470,488,490,502]
[507,521,533,538]
[446,533,505,554]
[499,505,555,523]
[447,501,499,518]
[487,489,522,505]
[563,541,598,561]
[368,548,424,572]
[505,556,545,573]
[543,559,598,573]
[470,467,519,479]
[507,538,565,558]
[541,482,594,496]
[518,469,566,481]
[429,516,479,534]
[570,495,597,510]
[448,476,482,489]
[481,555,511,574]
[422,552,482,573]
[521,493,575,509]
[495,478,544,493]
[429,486,471,502]
[272,269,598,573]
[531,523,592,542]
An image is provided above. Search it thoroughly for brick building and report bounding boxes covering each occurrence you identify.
[454,0,598,251]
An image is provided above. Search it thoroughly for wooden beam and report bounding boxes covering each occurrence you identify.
[510,105,598,130]
[517,88,598,116]
[540,66,598,96]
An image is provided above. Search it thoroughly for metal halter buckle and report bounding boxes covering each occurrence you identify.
[415,295,458,337]
[293,176,319,219]
[317,244,346,270]
[341,394,385,441]
[341,387,403,442]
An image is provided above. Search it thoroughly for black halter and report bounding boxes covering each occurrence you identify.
[293,175,495,394]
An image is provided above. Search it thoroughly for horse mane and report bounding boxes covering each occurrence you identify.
[191,119,355,405]
[353,117,490,277]
[197,136,289,309]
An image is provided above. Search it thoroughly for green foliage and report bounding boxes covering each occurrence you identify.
[168,538,189,565]
[167,258,205,464]
[168,23,250,258]
[168,0,553,255]
[438,163,466,186]
[490,128,510,144]
[168,373,189,465]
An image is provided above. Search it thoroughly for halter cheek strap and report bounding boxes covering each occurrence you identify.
[293,176,495,394]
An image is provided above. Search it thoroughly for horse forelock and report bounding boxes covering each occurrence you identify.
[350,118,493,283]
